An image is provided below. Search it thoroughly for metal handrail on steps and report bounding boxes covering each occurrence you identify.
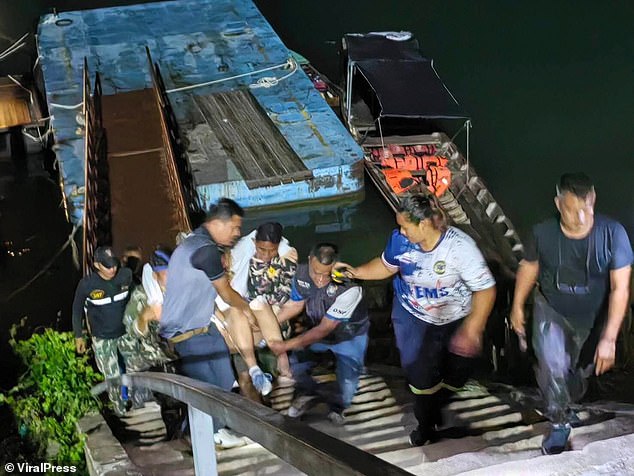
[94,372,411,476]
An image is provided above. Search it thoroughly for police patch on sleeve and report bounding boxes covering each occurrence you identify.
[326,286,363,321]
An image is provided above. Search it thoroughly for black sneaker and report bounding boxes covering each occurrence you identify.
[287,395,319,418]
[408,427,435,447]
[541,423,571,455]
[327,411,345,426]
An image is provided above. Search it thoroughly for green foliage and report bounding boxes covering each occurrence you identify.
[0,323,103,466]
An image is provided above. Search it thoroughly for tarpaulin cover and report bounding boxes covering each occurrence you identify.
[345,34,425,62]
[345,34,469,120]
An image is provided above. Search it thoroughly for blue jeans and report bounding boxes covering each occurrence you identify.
[174,327,235,391]
[290,333,368,413]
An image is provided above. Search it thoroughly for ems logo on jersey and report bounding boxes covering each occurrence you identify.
[90,289,106,299]
[326,284,337,297]
[433,261,446,275]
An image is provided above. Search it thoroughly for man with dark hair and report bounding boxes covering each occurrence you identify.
[122,244,143,287]
[160,198,249,387]
[270,243,370,425]
[511,172,633,455]
[215,222,297,398]
[159,198,251,447]
[72,246,134,415]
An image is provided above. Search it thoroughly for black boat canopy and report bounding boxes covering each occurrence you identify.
[345,33,469,120]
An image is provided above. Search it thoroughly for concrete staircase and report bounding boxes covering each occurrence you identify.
[82,372,634,475]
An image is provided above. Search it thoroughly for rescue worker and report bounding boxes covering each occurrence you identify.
[270,243,370,425]
[72,246,134,415]
[122,247,174,374]
[158,198,255,448]
[341,195,496,445]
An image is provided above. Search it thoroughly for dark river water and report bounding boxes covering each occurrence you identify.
[1,0,633,389]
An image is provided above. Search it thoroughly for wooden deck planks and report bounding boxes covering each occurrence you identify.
[193,90,312,189]
[0,79,32,129]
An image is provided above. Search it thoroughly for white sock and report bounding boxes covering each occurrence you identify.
[248,366,262,378]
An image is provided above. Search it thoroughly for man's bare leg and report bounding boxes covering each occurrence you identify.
[250,299,292,378]
[213,310,262,401]
[221,307,273,395]
[223,307,258,369]
[237,367,261,402]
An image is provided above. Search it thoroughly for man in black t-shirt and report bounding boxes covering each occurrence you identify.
[511,173,633,455]
[270,243,369,425]
[72,246,134,415]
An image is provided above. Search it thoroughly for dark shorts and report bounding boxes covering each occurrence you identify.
[391,301,474,393]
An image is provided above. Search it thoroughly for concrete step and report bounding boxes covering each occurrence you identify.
[457,432,634,476]
[380,407,634,475]
[85,372,634,476]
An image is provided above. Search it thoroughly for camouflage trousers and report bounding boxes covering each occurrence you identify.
[121,323,173,373]
[92,335,139,414]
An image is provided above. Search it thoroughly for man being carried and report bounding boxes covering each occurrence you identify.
[270,243,369,425]
[215,222,296,398]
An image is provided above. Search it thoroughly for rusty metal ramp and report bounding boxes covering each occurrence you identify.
[101,89,188,258]
[192,90,312,189]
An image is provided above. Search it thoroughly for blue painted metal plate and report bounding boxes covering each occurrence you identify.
[37,0,364,224]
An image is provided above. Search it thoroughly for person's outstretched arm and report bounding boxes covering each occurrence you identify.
[344,257,397,281]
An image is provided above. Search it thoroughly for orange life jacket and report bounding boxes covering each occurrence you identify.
[426,165,451,197]
[388,144,406,155]
[380,155,448,172]
[381,169,419,194]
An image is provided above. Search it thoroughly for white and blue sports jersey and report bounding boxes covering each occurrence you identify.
[382,227,495,325]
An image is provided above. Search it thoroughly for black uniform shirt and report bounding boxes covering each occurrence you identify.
[72,267,132,339]
[290,264,369,343]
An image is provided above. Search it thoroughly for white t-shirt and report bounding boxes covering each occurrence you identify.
[382,226,495,325]
[215,230,292,311]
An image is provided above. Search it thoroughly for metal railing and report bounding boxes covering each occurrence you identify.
[82,60,112,275]
[111,372,411,476]
[146,47,202,224]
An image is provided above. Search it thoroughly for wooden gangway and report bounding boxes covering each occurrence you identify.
[82,52,196,269]
[102,88,189,258]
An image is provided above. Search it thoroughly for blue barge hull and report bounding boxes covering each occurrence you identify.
[37,0,364,225]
